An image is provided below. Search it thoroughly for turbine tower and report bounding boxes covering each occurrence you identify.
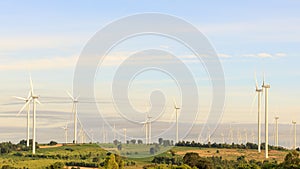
[142,103,152,144]
[62,122,68,144]
[255,74,263,153]
[14,91,32,147]
[244,129,248,143]
[123,128,127,144]
[113,123,116,141]
[292,121,297,149]
[67,91,79,144]
[142,118,148,144]
[29,75,40,154]
[173,99,180,144]
[275,117,279,147]
[262,76,270,159]
[221,132,225,143]
[148,114,152,144]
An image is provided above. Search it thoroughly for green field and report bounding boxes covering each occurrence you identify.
[0,143,295,169]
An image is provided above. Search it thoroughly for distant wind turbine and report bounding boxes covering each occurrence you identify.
[255,73,263,153]
[262,75,270,159]
[292,121,297,149]
[173,99,180,144]
[123,128,127,144]
[61,122,68,144]
[275,116,279,147]
[29,75,41,154]
[14,90,32,147]
[142,103,152,144]
[67,91,79,144]
[221,132,225,143]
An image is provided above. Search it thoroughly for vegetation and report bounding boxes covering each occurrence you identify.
[176,141,286,151]
[146,151,300,169]
[0,140,299,169]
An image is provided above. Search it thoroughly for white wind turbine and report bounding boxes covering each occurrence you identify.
[67,91,79,144]
[141,114,149,144]
[123,128,127,144]
[28,75,40,154]
[255,74,263,153]
[292,121,297,149]
[275,116,279,147]
[142,103,152,144]
[14,91,32,147]
[173,99,180,144]
[262,75,270,159]
[61,122,69,144]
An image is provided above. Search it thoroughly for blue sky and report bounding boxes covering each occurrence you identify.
[0,1,300,143]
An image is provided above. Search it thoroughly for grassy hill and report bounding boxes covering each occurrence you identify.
[0,143,295,168]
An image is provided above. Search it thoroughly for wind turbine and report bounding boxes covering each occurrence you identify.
[113,123,116,141]
[244,129,248,143]
[228,123,234,143]
[173,99,180,144]
[262,75,270,159]
[275,116,279,147]
[14,91,32,147]
[141,114,149,144]
[255,74,263,153]
[61,122,68,144]
[207,127,211,143]
[123,128,127,144]
[292,121,297,149]
[29,75,40,154]
[67,91,79,144]
[221,132,225,143]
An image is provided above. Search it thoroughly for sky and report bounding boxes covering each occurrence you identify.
[0,1,300,143]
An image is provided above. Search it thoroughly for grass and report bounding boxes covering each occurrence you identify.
[0,144,292,168]
[173,147,288,162]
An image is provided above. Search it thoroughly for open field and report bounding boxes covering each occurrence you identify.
[173,146,288,163]
[0,143,294,168]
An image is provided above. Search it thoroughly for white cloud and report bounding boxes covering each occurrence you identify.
[0,56,77,71]
[275,52,287,57]
[257,53,272,58]
[218,53,232,58]
[242,52,287,58]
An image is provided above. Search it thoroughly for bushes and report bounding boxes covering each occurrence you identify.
[176,141,286,151]
[46,162,65,169]
[49,141,58,146]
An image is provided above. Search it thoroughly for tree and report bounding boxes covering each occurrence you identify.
[183,152,200,167]
[117,144,122,151]
[49,141,58,145]
[104,154,119,169]
[150,147,155,155]
[137,140,143,144]
[279,151,300,168]
[158,138,163,145]
[113,140,119,145]
[130,139,136,144]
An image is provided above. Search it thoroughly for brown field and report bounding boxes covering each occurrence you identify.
[174,147,288,162]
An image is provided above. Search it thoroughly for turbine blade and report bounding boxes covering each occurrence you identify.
[27,90,31,99]
[75,95,80,100]
[35,99,41,105]
[67,91,74,100]
[262,73,265,86]
[29,74,34,95]
[173,98,178,109]
[17,101,30,116]
[13,96,27,101]
[254,72,259,90]
[71,102,75,115]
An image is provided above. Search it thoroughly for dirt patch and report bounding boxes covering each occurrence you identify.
[176,148,287,162]
[39,144,63,149]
